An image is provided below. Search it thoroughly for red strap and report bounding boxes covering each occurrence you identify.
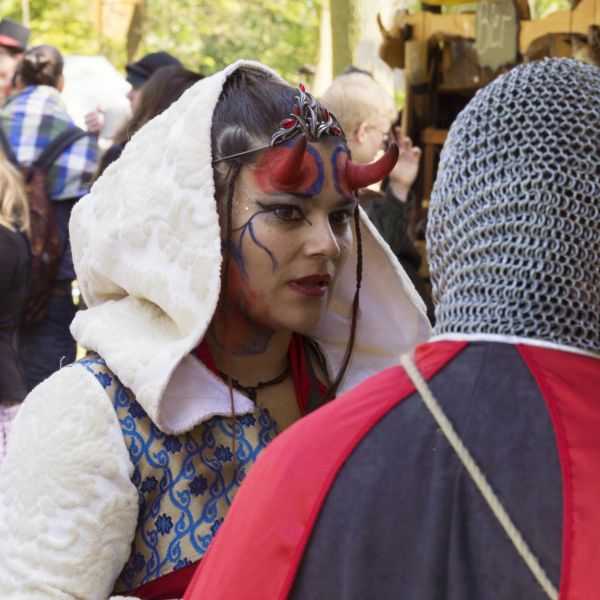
[289,333,328,414]
[517,345,600,600]
[127,560,199,599]
[184,341,466,600]
[195,340,218,373]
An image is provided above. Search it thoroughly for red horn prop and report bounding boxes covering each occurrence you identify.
[347,142,399,191]
[271,134,308,186]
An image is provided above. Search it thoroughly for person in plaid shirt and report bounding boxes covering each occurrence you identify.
[0,44,99,390]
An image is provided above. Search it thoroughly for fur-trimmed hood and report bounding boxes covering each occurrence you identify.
[70,60,431,433]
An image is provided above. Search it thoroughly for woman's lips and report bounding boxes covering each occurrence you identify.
[288,274,331,298]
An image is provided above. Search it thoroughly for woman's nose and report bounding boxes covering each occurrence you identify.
[303,217,342,259]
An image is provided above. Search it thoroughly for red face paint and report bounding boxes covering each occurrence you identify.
[253,143,323,196]
[220,256,275,355]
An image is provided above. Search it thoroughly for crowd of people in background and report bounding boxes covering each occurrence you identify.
[0,12,597,600]
[0,19,209,461]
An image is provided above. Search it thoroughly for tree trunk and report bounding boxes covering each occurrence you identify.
[330,0,357,76]
[313,0,333,95]
[330,0,395,88]
[127,0,146,61]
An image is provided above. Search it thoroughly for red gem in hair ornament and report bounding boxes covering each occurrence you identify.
[271,84,346,146]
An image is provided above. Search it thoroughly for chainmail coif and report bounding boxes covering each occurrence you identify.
[428,58,600,354]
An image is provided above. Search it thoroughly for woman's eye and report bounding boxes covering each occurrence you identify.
[270,205,304,221]
[329,210,352,227]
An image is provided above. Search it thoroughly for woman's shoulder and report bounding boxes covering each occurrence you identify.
[0,224,27,248]
[0,360,139,599]
[13,360,127,443]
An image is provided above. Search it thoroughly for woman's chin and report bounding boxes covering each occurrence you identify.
[274,309,327,337]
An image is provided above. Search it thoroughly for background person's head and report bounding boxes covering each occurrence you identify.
[125,51,183,109]
[0,156,28,234]
[0,18,30,94]
[15,44,63,90]
[427,58,600,355]
[320,71,397,164]
[114,65,203,145]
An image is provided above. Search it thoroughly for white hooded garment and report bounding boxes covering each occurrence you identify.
[0,61,430,599]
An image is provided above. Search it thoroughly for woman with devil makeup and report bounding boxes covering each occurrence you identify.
[0,62,430,599]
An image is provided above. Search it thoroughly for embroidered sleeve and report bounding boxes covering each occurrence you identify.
[0,364,138,599]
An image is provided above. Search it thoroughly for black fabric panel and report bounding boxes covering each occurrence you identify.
[290,342,563,600]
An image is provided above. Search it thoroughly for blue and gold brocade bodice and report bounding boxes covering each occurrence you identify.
[79,354,280,592]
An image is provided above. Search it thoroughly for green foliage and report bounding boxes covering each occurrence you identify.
[533,0,570,19]
[1,0,320,83]
[1,0,98,54]
[136,0,321,82]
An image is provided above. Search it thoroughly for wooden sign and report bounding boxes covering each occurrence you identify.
[475,0,518,70]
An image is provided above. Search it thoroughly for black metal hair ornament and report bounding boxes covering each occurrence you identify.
[212,84,346,164]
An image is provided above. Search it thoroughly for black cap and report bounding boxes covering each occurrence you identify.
[0,18,30,52]
[125,51,183,88]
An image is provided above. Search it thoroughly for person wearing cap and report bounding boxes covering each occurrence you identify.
[84,51,182,135]
[125,50,182,108]
[0,18,30,104]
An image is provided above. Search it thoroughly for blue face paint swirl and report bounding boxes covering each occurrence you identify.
[238,215,278,272]
[227,211,278,278]
[331,145,351,196]
[304,144,325,197]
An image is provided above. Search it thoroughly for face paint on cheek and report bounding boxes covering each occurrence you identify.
[253,141,324,196]
[222,239,248,278]
[233,210,278,273]
[222,260,275,355]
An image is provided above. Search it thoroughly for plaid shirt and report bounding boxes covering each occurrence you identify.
[0,85,99,200]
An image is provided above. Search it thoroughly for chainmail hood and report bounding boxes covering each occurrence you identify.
[428,59,600,354]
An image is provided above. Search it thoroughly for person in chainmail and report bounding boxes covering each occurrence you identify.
[183,58,600,600]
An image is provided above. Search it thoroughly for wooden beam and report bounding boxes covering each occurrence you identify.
[393,0,597,55]
[520,0,595,51]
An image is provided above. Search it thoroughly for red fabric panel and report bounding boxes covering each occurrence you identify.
[288,334,328,415]
[184,341,466,600]
[127,560,199,599]
[518,345,600,600]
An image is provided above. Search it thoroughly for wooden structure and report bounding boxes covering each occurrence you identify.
[378,0,600,206]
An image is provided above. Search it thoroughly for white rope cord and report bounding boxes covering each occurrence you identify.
[400,352,559,600]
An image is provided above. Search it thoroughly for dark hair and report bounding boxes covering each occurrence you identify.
[114,66,203,145]
[211,66,362,402]
[17,45,63,88]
